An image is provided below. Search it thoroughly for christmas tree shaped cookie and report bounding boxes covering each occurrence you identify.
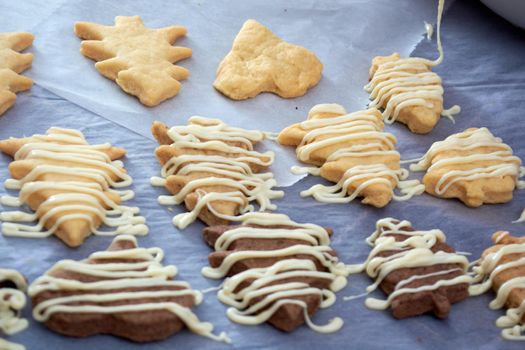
[74,16,192,107]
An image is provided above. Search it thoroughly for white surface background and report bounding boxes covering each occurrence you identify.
[1,0,525,349]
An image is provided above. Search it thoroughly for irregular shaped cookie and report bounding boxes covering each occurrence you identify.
[214,19,322,100]
[278,103,423,208]
[365,0,459,134]
[0,32,34,116]
[0,268,28,350]
[202,212,348,333]
[0,127,147,247]
[74,16,192,106]
[346,218,471,319]
[410,127,525,208]
[470,231,525,340]
[29,235,229,343]
[151,117,283,229]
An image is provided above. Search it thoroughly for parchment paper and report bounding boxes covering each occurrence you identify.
[1,0,525,349]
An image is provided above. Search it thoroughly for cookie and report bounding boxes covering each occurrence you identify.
[410,127,525,208]
[0,32,34,116]
[470,231,525,340]
[74,16,192,107]
[278,103,423,208]
[0,127,148,247]
[151,117,283,229]
[213,19,322,100]
[365,0,460,134]
[202,212,348,333]
[0,268,28,350]
[346,218,471,319]
[28,235,229,343]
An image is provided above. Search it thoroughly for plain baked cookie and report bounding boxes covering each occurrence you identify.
[0,32,34,116]
[213,19,323,100]
[74,16,192,107]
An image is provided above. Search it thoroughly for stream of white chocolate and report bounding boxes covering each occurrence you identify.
[28,235,230,343]
[151,117,283,229]
[364,0,460,124]
[470,233,525,340]
[0,127,148,240]
[290,104,424,204]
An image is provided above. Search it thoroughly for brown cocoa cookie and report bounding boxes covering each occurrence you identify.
[350,218,470,319]
[28,235,227,343]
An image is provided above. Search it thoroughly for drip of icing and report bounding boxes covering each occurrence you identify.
[289,104,423,205]
[28,235,230,343]
[0,269,28,350]
[424,21,434,40]
[364,0,460,124]
[154,118,283,228]
[0,128,147,241]
[345,218,471,310]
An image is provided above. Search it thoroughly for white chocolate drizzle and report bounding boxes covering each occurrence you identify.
[204,212,349,333]
[28,235,230,343]
[365,0,460,125]
[470,232,525,340]
[345,218,471,310]
[289,104,424,205]
[409,128,525,209]
[0,268,28,350]
[152,118,283,229]
[0,128,148,242]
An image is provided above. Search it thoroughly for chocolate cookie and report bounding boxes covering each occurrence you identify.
[28,235,228,343]
[347,218,471,319]
[202,212,348,333]
[0,268,28,349]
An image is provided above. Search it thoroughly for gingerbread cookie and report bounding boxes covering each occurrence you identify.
[0,32,34,116]
[28,235,229,343]
[0,268,28,350]
[410,127,525,208]
[151,117,283,228]
[365,0,459,134]
[0,127,148,247]
[470,231,525,340]
[278,103,423,208]
[213,19,322,100]
[202,212,348,333]
[346,218,471,319]
[74,16,192,107]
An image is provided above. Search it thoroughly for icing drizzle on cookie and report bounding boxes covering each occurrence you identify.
[151,117,283,229]
[289,104,424,205]
[28,235,230,343]
[203,212,349,333]
[345,218,472,310]
[0,268,28,350]
[0,128,147,243]
[470,231,525,340]
[409,127,525,211]
[364,0,461,126]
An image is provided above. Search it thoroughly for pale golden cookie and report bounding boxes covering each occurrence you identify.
[151,118,282,228]
[214,19,322,100]
[74,16,192,107]
[278,104,422,208]
[366,53,445,134]
[410,127,523,207]
[0,127,146,247]
[0,32,34,116]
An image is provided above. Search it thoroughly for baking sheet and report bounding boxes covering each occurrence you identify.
[1,0,525,349]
